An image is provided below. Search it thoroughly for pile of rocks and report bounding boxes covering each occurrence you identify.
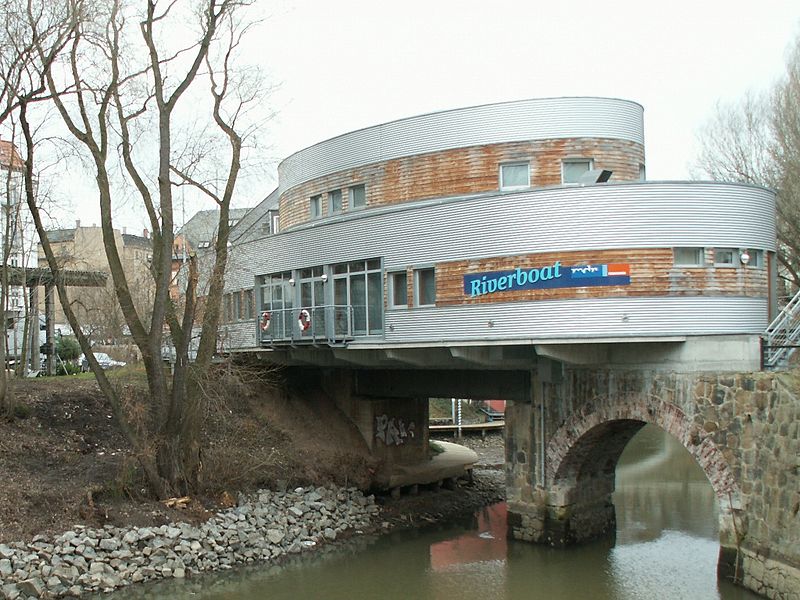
[0,486,378,599]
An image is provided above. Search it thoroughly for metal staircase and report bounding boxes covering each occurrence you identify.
[762,287,800,369]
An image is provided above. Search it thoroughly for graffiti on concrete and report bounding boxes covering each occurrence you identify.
[375,415,416,446]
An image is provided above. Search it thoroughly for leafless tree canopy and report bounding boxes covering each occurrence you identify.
[695,36,800,294]
[3,0,264,496]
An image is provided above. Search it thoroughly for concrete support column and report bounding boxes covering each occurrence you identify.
[44,283,55,376]
[322,369,429,488]
[26,284,38,375]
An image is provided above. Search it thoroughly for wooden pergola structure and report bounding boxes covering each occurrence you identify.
[6,266,107,376]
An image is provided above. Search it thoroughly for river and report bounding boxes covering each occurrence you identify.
[109,425,760,599]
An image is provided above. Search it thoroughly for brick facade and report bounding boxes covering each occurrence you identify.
[436,248,769,306]
[279,138,644,230]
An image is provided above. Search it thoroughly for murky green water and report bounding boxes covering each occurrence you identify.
[112,425,759,600]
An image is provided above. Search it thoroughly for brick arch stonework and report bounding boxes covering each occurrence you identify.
[507,369,800,599]
[545,395,741,508]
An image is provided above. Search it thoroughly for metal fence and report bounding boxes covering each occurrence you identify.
[257,305,355,344]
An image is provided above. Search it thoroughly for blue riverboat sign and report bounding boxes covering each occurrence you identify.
[463,262,631,298]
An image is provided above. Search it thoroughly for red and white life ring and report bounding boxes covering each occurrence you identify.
[260,311,271,331]
[298,309,312,332]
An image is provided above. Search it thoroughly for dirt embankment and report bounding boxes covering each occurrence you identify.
[0,374,505,544]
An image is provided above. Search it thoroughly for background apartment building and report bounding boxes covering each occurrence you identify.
[40,223,154,343]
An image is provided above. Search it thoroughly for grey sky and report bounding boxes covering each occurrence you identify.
[257,0,798,178]
[41,0,800,231]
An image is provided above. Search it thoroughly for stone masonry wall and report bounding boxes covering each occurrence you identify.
[506,367,800,600]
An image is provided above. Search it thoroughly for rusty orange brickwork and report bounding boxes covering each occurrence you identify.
[435,248,768,306]
[279,138,644,230]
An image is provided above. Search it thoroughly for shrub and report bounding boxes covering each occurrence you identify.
[56,336,81,361]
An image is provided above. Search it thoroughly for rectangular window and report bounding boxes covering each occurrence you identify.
[745,249,764,268]
[234,291,243,321]
[243,289,254,319]
[639,163,646,181]
[223,293,233,322]
[500,162,530,190]
[271,211,280,234]
[350,184,366,209]
[310,195,322,219]
[562,159,593,184]
[674,247,704,267]
[388,271,408,308]
[329,189,342,214]
[414,268,436,306]
[331,259,384,336]
[714,248,736,267]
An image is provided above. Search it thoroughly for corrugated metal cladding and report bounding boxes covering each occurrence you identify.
[224,181,775,283]
[382,296,769,344]
[219,322,256,350]
[277,97,644,193]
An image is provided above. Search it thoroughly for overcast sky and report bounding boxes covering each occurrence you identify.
[47,0,800,231]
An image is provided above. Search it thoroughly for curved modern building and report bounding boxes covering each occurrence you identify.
[221,97,776,371]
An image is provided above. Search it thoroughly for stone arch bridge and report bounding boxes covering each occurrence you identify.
[273,354,799,600]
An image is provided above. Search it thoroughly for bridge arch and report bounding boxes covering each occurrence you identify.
[545,395,741,508]
[536,392,745,582]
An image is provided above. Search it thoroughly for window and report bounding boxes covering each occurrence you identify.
[674,247,704,267]
[350,184,366,209]
[271,211,280,234]
[259,272,293,338]
[332,259,383,335]
[414,268,436,306]
[233,291,243,321]
[639,163,646,181]
[310,195,322,219]
[500,163,530,190]
[329,189,342,214]
[388,271,408,308]
[714,248,736,267]
[562,159,593,184]
[745,249,764,268]
[223,293,233,322]
[243,289,254,319]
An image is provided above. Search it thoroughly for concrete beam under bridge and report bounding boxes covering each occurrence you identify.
[354,368,531,402]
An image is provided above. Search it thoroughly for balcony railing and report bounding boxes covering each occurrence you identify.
[257,305,357,345]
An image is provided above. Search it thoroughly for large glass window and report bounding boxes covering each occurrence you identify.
[414,268,436,306]
[299,266,326,336]
[562,159,593,184]
[350,184,366,209]
[500,163,530,190]
[259,272,293,337]
[329,189,342,214]
[332,259,383,335]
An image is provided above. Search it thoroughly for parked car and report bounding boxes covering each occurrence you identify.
[80,352,126,372]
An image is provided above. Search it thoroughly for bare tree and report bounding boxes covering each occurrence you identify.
[21,0,262,497]
[695,34,800,294]
[0,0,78,415]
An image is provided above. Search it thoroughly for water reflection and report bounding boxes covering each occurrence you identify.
[108,425,759,600]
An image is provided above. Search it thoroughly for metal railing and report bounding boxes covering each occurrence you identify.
[257,305,356,344]
[762,287,800,369]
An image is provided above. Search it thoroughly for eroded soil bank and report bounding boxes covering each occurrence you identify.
[0,375,505,597]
